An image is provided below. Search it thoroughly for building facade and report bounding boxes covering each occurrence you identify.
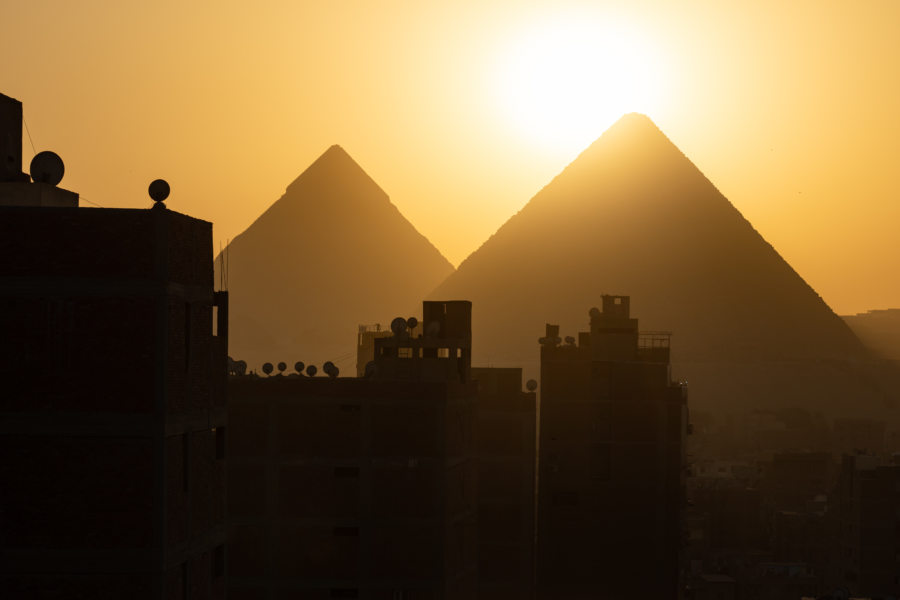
[0,92,228,599]
[227,301,477,599]
[470,367,536,600]
[535,295,688,600]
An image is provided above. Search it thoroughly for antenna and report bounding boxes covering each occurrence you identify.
[30,151,64,186]
[294,361,305,375]
[305,364,317,377]
[526,379,538,392]
[364,361,377,378]
[149,179,170,208]
[262,362,273,376]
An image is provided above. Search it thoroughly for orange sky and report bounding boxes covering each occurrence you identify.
[3,1,898,315]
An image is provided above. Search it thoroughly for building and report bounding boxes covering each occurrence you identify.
[535,295,688,600]
[0,93,228,599]
[470,367,536,600]
[827,454,900,598]
[227,301,477,599]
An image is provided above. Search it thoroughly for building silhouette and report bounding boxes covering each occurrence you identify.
[470,367,536,600]
[227,301,477,599]
[0,93,228,598]
[535,295,688,600]
[827,454,900,598]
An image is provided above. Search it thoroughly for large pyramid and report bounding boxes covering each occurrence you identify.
[220,145,454,372]
[431,114,888,414]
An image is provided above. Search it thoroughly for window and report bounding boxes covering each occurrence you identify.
[182,433,190,492]
[398,347,413,359]
[334,466,359,478]
[211,305,218,337]
[215,427,225,460]
[212,545,224,578]
[438,348,450,358]
[184,302,191,371]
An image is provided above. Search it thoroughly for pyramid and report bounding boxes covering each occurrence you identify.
[431,114,885,414]
[220,145,454,372]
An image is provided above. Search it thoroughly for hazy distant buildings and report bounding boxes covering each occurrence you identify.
[535,295,688,600]
[227,301,477,599]
[0,93,228,598]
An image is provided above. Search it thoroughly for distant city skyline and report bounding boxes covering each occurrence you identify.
[3,1,899,314]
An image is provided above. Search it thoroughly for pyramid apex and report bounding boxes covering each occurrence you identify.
[608,112,662,133]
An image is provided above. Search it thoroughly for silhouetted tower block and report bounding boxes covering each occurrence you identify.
[471,367,537,600]
[227,301,477,599]
[536,296,689,600]
[0,94,228,599]
[827,455,900,597]
[371,300,472,382]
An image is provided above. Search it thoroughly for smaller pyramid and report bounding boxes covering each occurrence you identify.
[219,146,454,372]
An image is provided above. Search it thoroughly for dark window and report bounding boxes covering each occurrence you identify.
[184,302,191,371]
[215,427,225,460]
[182,433,190,493]
[212,305,218,337]
[334,466,359,478]
[552,492,579,507]
[590,444,611,480]
[212,544,224,578]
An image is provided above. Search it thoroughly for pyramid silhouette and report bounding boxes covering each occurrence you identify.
[219,145,454,372]
[430,114,882,413]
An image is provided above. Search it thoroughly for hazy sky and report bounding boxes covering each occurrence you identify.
[3,1,898,314]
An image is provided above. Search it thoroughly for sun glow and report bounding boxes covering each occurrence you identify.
[494,16,667,154]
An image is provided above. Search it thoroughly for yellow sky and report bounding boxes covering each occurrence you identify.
[3,1,899,315]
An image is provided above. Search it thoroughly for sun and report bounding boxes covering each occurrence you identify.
[493,16,666,154]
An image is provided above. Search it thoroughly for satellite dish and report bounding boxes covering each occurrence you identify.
[306,364,317,377]
[390,317,407,336]
[526,379,538,392]
[262,362,274,376]
[565,336,576,346]
[30,151,64,186]
[235,360,247,376]
[364,361,377,378]
[148,179,170,204]
[425,320,440,337]
[294,361,305,374]
[277,361,287,373]
[323,361,339,378]
[406,317,418,330]
[589,307,601,319]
